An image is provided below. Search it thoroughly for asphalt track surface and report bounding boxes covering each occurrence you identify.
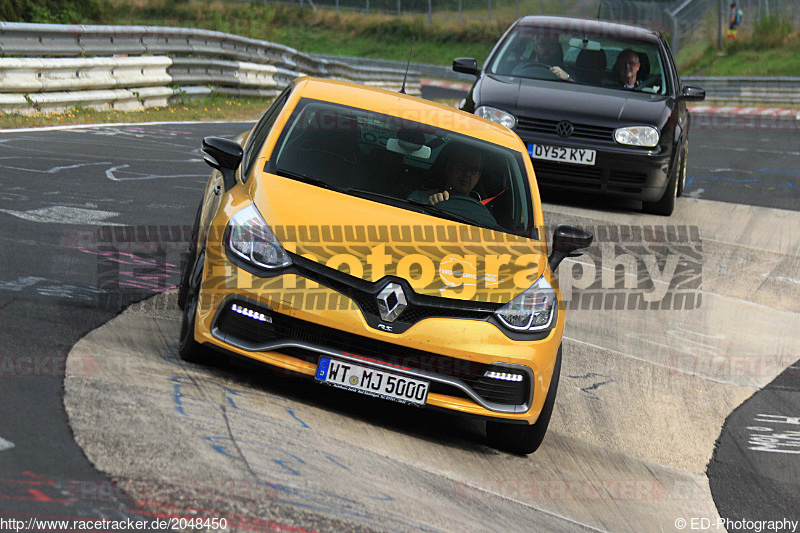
[0,117,798,532]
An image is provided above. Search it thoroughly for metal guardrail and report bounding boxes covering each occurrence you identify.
[310,53,473,83]
[1,22,796,113]
[683,76,800,106]
[0,22,421,114]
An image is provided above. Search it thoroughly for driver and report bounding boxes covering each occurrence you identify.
[534,36,571,81]
[408,142,499,228]
[410,143,483,205]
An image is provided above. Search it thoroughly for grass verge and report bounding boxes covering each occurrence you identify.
[0,94,272,129]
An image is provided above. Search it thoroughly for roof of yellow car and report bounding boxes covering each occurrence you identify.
[293,77,522,147]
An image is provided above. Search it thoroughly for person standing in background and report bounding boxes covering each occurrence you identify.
[728,2,743,39]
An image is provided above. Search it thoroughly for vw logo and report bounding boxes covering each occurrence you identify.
[376,282,407,323]
[556,121,574,138]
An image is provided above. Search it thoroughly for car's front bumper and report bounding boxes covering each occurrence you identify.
[518,134,673,202]
[193,246,563,424]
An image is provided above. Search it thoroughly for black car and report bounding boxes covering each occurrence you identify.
[454,16,705,215]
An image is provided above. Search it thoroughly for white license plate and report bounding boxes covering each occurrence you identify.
[315,357,429,407]
[528,143,596,166]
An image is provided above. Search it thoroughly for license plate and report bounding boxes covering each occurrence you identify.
[528,143,596,166]
[315,357,429,407]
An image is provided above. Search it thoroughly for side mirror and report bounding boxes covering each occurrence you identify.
[682,85,706,101]
[202,136,243,192]
[453,57,480,77]
[548,224,594,272]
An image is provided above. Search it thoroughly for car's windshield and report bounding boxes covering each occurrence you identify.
[270,98,536,237]
[488,24,668,95]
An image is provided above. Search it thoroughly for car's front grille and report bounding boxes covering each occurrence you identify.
[216,299,488,379]
[291,256,500,328]
[532,160,604,192]
[516,117,615,142]
[532,160,647,198]
[607,169,648,196]
[214,299,531,408]
[609,169,648,184]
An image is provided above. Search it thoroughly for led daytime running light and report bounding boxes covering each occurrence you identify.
[231,303,270,323]
[484,371,524,382]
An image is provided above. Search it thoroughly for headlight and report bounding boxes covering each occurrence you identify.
[475,106,516,129]
[227,204,291,269]
[614,126,659,147]
[495,276,557,332]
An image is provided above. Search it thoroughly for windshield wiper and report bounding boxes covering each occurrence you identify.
[344,188,405,204]
[344,188,481,226]
[275,169,342,192]
[405,198,502,230]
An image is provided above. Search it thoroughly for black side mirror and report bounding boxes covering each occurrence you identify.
[453,57,480,77]
[548,224,594,272]
[682,85,706,101]
[202,136,243,192]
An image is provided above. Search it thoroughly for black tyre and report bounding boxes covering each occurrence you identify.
[676,145,688,198]
[642,152,679,216]
[486,345,562,455]
[177,253,216,365]
[177,202,203,310]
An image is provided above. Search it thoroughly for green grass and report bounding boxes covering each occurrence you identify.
[698,47,800,76]
[0,94,272,129]
[677,15,800,76]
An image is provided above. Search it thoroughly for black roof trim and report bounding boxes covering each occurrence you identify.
[513,15,662,43]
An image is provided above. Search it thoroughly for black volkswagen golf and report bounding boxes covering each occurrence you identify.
[454,16,705,215]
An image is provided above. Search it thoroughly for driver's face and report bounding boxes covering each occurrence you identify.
[445,152,482,196]
[534,39,559,64]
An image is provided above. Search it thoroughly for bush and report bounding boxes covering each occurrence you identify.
[0,0,110,23]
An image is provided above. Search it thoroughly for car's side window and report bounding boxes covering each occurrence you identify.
[241,85,292,182]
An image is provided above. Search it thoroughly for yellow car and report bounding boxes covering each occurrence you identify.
[177,77,592,454]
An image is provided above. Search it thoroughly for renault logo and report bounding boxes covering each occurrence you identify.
[556,121,574,137]
[376,283,407,323]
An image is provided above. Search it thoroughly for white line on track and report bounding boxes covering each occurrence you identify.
[562,336,761,389]
[454,479,608,532]
[0,437,15,452]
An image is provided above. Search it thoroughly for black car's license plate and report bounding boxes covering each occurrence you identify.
[316,357,429,406]
[528,143,596,166]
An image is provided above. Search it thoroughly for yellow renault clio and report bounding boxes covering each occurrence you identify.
[177,77,592,454]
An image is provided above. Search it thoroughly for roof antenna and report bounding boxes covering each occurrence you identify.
[399,36,415,95]
[596,1,602,19]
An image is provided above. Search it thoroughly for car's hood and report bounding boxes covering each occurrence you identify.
[251,174,547,302]
[480,75,672,126]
